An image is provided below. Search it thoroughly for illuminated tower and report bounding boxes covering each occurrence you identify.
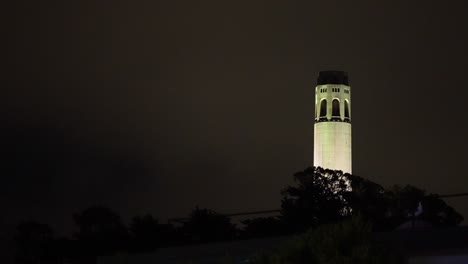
[314,71,352,174]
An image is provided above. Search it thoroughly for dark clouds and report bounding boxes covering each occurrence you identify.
[1,0,468,234]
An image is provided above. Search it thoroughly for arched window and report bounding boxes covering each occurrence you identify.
[332,99,340,117]
[320,99,327,118]
[344,100,350,119]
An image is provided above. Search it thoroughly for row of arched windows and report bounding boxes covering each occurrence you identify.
[318,99,350,119]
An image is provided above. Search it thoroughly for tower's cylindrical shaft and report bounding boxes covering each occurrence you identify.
[313,71,352,174]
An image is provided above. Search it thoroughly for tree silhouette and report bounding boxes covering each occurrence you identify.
[73,206,129,256]
[386,185,463,228]
[281,167,351,232]
[344,174,393,230]
[282,167,464,232]
[14,221,54,264]
[183,207,237,243]
[130,214,178,251]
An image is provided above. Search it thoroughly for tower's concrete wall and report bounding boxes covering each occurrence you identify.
[314,122,352,173]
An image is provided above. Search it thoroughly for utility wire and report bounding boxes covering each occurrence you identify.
[168,192,468,223]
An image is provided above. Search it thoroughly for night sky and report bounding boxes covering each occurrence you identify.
[2,0,468,236]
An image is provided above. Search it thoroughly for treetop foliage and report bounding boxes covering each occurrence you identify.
[281,166,463,232]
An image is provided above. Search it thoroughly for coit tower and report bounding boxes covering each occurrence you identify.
[314,71,352,174]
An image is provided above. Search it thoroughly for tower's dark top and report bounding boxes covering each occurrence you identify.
[317,71,349,85]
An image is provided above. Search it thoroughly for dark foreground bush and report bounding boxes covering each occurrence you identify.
[252,216,405,264]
